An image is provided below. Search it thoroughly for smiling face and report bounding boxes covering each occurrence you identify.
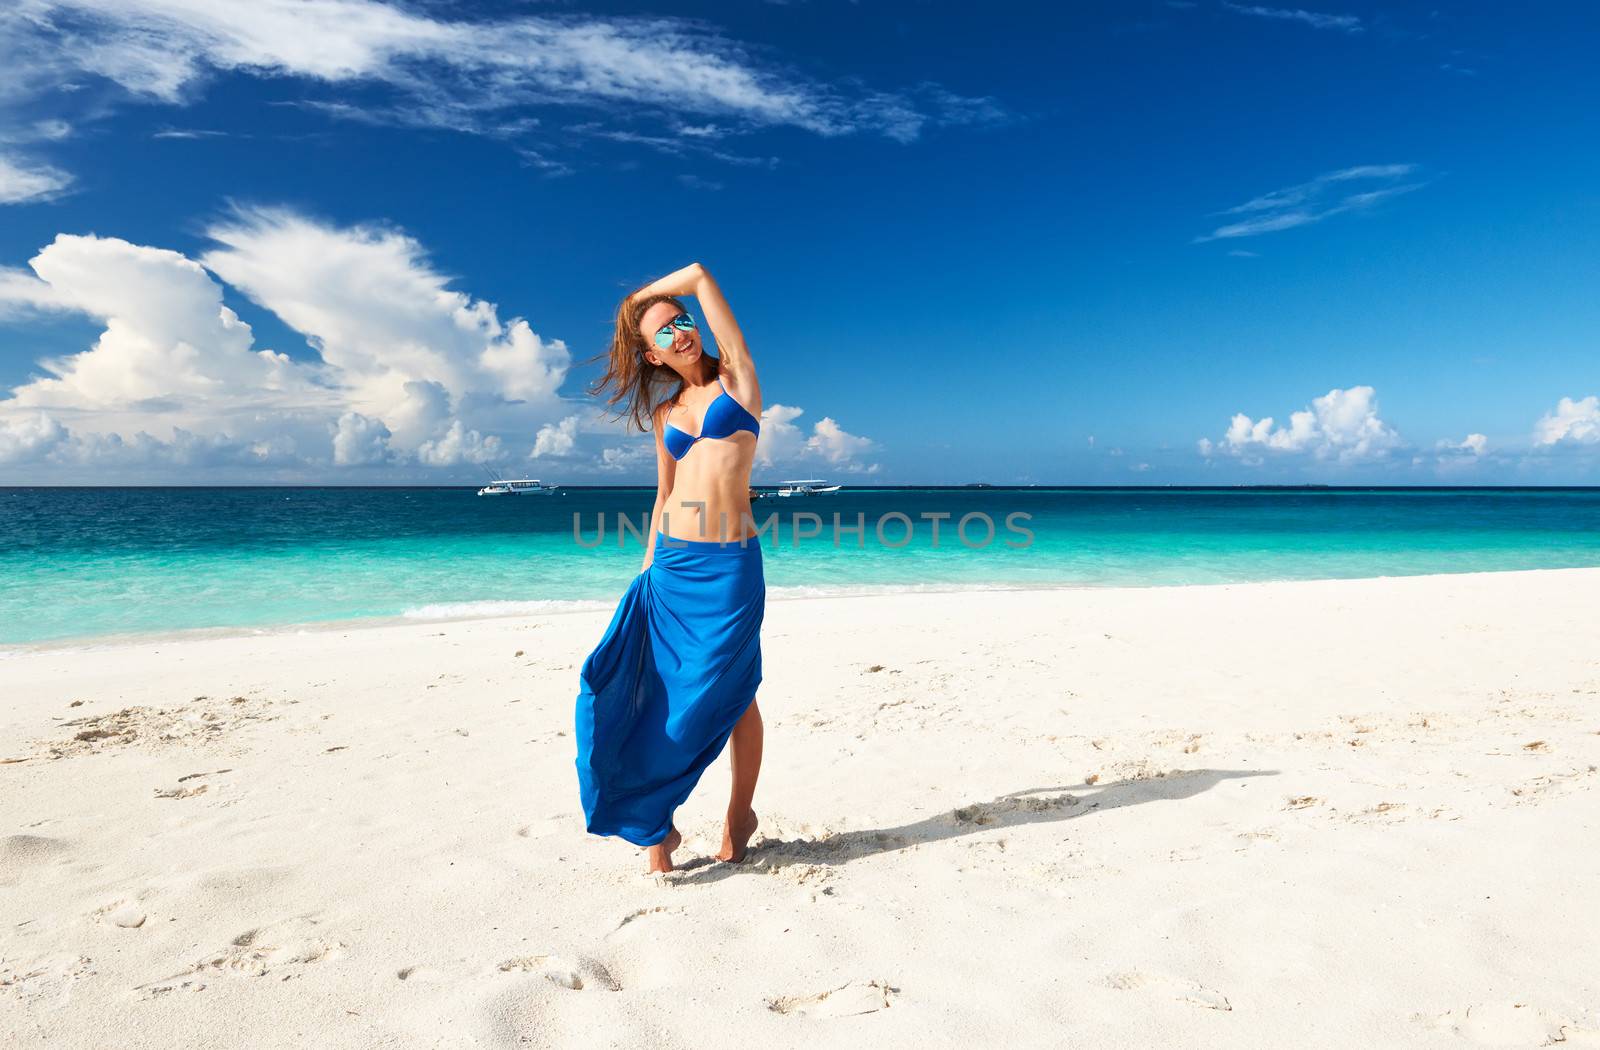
[638,300,702,375]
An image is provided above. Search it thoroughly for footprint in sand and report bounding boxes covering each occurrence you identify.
[606,905,683,938]
[497,954,620,992]
[1150,731,1204,754]
[1345,801,1408,823]
[950,792,1079,827]
[1422,1001,1600,1046]
[134,915,346,998]
[730,846,836,888]
[154,784,209,800]
[768,979,897,1018]
[92,898,148,929]
[1509,765,1599,806]
[0,954,96,1006]
[36,698,277,760]
[1105,970,1232,1011]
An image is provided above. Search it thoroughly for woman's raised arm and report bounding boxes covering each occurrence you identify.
[631,263,756,385]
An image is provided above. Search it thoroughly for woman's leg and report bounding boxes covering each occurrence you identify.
[718,698,763,862]
[644,826,682,873]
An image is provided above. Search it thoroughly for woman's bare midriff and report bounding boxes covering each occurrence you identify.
[661,433,759,543]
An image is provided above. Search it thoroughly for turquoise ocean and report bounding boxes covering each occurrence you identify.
[3,486,1599,647]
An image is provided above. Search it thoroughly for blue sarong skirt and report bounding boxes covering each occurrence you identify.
[574,532,765,846]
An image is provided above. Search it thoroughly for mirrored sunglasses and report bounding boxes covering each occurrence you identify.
[652,312,696,349]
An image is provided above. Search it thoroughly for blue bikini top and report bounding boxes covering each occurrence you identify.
[663,379,760,461]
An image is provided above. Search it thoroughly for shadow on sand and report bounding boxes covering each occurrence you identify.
[667,767,1276,885]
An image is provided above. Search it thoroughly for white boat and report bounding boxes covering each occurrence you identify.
[477,473,559,496]
[774,478,842,497]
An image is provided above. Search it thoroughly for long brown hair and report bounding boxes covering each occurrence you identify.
[586,291,716,433]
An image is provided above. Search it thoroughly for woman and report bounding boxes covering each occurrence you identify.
[574,262,765,874]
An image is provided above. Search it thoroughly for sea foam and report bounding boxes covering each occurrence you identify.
[402,599,613,620]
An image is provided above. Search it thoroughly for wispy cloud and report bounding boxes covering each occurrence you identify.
[151,127,231,140]
[3,1,1004,147]
[569,122,779,169]
[514,148,574,178]
[1222,3,1362,33]
[0,153,73,205]
[0,120,73,144]
[1195,164,1424,242]
[1415,433,1490,474]
[676,174,725,191]
[1436,433,1487,456]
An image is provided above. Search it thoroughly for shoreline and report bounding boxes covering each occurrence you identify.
[7,563,1600,657]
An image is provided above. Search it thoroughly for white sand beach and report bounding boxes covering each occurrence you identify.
[3,568,1598,1049]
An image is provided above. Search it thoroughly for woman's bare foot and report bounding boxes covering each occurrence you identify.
[717,808,759,863]
[645,826,681,873]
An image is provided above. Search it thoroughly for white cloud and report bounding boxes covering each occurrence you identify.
[199,206,571,413]
[0,208,589,477]
[4,233,320,419]
[756,403,879,473]
[597,444,653,473]
[416,420,502,467]
[151,127,229,140]
[0,266,76,317]
[1424,432,1488,472]
[1198,385,1403,465]
[0,153,73,204]
[1196,165,1423,242]
[753,404,806,461]
[1222,4,1362,32]
[5,417,307,470]
[514,147,574,178]
[386,380,452,448]
[1533,395,1600,447]
[531,414,580,458]
[806,416,877,466]
[4,0,1000,145]
[0,120,74,144]
[0,411,70,463]
[330,411,391,466]
[1436,433,1487,456]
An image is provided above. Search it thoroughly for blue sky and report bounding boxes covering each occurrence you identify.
[1,0,1597,484]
